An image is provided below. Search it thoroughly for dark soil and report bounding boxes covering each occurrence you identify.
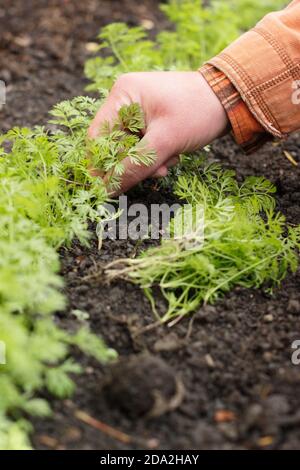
[1,0,300,451]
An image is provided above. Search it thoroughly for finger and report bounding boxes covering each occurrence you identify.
[166,155,180,168]
[152,166,168,179]
[152,155,179,178]
[115,122,174,195]
[87,93,131,139]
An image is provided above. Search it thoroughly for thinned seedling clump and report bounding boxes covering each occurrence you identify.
[107,161,300,322]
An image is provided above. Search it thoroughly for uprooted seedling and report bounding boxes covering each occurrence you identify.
[106,162,300,323]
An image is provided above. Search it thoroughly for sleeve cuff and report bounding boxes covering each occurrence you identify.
[200,64,270,154]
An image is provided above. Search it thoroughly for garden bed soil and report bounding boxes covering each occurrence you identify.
[1,0,300,450]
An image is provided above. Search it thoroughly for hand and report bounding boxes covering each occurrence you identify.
[88,71,229,194]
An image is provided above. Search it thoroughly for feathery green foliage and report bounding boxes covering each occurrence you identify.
[0,98,151,448]
[85,0,286,91]
[0,0,291,449]
[107,161,300,322]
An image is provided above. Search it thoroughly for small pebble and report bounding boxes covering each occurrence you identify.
[263,314,274,323]
[205,353,215,368]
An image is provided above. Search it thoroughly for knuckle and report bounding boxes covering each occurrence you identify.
[125,163,142,182]
[114,73,136,90]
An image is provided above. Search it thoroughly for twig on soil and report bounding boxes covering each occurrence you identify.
[283,150,298,167]
[74,410,159,449]
[37,434,59,449]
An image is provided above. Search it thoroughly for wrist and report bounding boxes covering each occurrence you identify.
[197,70,230,142]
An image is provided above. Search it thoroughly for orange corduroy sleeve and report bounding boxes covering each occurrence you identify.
[200,0,300,152]
[200,64,269,153]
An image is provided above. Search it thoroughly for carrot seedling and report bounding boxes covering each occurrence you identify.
[107,162,300,322]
